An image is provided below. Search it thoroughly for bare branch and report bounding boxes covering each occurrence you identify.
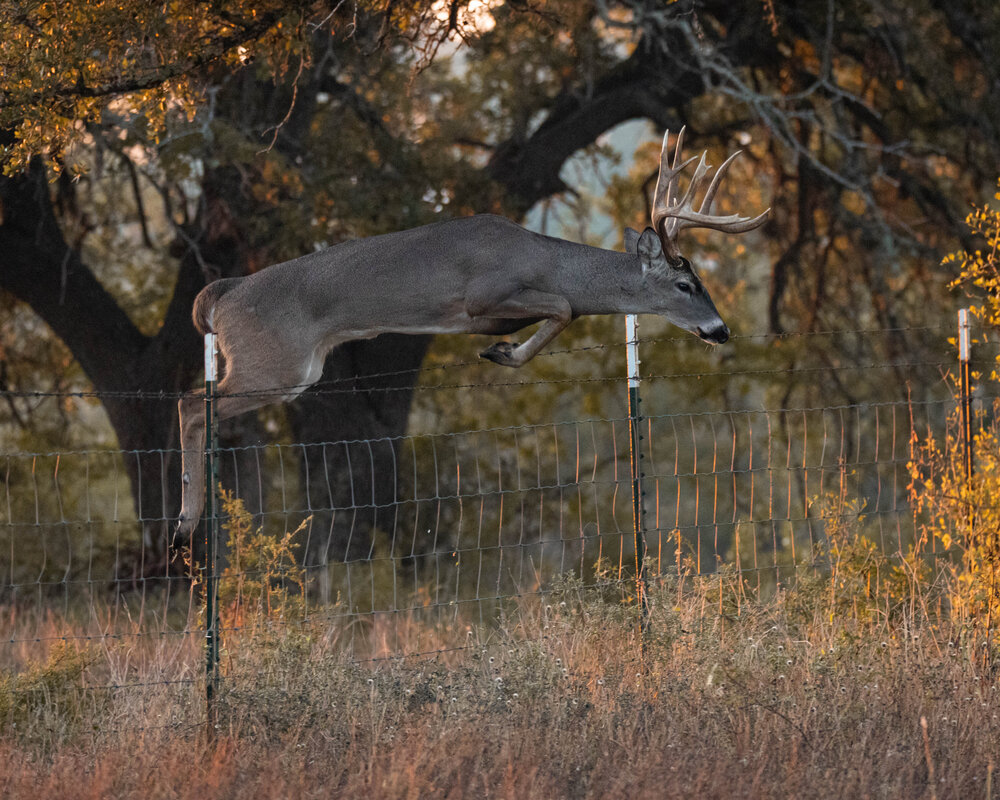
[258,54,307,155]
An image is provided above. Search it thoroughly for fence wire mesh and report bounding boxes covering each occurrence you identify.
[1,323,995,733]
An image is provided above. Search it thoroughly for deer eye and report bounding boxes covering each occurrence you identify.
[677,281,694,295]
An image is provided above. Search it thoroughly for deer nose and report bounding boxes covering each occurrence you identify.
[696,323,729,344]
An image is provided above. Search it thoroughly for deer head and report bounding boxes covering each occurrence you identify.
[626,127,770,344]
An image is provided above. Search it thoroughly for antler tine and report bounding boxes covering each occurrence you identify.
[668,125,686,175]
[675,152,713,218]
[697,149,741,217]
[669,126,682,165]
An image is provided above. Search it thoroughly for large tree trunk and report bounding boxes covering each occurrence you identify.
[285,334,432,596]
[0,161,195,574]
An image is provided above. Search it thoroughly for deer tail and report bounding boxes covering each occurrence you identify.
[192,278,242,335]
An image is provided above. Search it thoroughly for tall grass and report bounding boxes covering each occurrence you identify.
[2,536,998,799]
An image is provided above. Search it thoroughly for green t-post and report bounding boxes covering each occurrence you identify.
[203,332,220,731]
[626,314,650,634]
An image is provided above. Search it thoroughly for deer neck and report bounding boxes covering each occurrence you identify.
[557,248,647,316]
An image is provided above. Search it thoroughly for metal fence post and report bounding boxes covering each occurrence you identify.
[626,314,650,633]
[203,332,221,732]
[958,308,973,484]
[959,309,996,666]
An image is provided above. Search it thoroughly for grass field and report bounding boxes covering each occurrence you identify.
[2,552,998,800]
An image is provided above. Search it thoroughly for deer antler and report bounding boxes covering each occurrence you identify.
[651,127,770,262]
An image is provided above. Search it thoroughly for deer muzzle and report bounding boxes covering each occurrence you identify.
[696,323,730,345]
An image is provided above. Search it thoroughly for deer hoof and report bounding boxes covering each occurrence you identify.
[480,341,519,366]
[174,515,193,543]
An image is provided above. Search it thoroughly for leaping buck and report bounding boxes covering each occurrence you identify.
[176,128,769,536]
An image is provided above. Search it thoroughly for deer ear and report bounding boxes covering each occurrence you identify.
[623,227,642,253]
[636,227,664,269]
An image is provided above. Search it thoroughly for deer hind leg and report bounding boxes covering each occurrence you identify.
[176,389,277,539]
[469,289,573,368]
[176,342,323,539]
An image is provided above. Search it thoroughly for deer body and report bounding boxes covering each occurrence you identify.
[176,130,769,538]
[208,216,650,341]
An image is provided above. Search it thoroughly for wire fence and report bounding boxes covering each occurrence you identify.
[1,319,994,734]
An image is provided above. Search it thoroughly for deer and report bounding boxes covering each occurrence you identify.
[175,128,769,537]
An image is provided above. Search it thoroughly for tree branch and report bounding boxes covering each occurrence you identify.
[486,44,699,214]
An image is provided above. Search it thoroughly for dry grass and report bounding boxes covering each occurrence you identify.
[1,569,999,799]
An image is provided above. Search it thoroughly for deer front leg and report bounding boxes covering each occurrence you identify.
[468,289,573,368]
